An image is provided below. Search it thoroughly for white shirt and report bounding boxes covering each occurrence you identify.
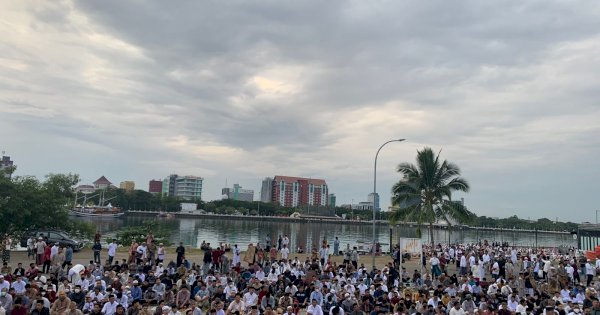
[11,280,26,294]
[50,245,59,259]
[0,281,10,291]
[281,247,290,259]
[108,243,117,256]
[449,307,466,315]
[243,292,258,307]
[307,304,324,315]
[101,301,119,315]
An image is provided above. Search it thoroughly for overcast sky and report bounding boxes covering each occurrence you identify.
[1,1,599,222]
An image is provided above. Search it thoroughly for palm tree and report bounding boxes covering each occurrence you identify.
[390,147,473,245]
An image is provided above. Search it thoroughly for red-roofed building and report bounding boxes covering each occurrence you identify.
[93,176,112,189]
[268,175,329,207]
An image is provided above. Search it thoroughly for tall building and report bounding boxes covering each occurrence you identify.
[148,180,163,194]
[164,175,203,200]
[270,175,328,208]
[260,177,273,203]
[175,176,203,200]
[120,181,135,192]
[368,192,380,211]
[328,194,336,208]
[0,153,14,178]
[93,176,112,189]
[162,174,178,196]
[222,184,254,202]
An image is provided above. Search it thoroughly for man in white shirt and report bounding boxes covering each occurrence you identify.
[280,245,290,260]
[101,295,119,315]
[307,299,324,315]
[10,276,25,295]
[50,243,59,260]
[107,240,118,265]
[586,259,595,286]
[319,245,329,265]
[243,287,258,308]
[0,276,10,291]
[507,295,519,311]
[227,294,245,314]
[460,255,467,275]
[449,301,465,315]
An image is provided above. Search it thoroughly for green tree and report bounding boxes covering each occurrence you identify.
[0,170,94,240]
[390,147,474,244]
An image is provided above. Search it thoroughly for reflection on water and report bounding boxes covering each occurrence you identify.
[73,215,575,252]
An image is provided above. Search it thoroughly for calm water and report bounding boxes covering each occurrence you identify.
[74,215,576,252]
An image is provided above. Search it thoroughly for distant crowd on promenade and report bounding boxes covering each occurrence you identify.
[0,232,598,315]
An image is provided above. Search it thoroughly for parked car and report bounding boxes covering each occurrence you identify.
[20,230,85,251]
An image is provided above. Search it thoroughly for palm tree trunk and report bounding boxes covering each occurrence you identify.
[429,222,434,246]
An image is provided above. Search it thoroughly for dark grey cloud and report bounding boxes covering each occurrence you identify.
[1,0,599,221]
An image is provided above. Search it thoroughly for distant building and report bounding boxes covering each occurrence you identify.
[222,184,254,202]
[328,194,336,208]
[270,175,328,208]
[162,174,203,200]
[368,192,380,211]
[120,181,135,192]
[175,176,203,200]
[162,174,178,196]
[148,180,163,194]
[260,177,273,203]
[93,176,112,189]
[0,153,14,178]
[75,185,95,194]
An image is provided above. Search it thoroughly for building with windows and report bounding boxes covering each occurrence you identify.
[328,194,336,208]
[368,192,380,211]
[93,176,112,189]
[267,176,328,208]
[162,174,178,196]
[175,176,203,200]
[120,181,135,192]
[260,177,273,203]
[0,153,14,178]
[222,184,254,202]
[148,180,163,194]
[162,174,203,200]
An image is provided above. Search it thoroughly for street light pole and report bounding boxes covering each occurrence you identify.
[372,138,405,271]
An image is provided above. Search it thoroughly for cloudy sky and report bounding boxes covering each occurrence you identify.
[1,1,599,222]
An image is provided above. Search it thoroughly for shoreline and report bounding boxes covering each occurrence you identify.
[124,210,571,234]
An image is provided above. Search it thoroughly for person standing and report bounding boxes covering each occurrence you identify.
[350,247,359,269]
[586,259,595,287]
[333,237,340,256]
[157,243,166,265]
[63,246,73,270]
[280,245,290,260]
[2,236,12,264]
[232,244,241,267]
[92,241,102,264]
[36,237,46,266]
[107,239,117,265]
[176,242,185,267]
[244,243,256,266]
[26,237,35,260]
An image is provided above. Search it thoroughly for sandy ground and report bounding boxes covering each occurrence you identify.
[5,247,431,272]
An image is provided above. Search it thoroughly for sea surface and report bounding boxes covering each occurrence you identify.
[73,214,576,252]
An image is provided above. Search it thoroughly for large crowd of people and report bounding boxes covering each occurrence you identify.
[0,232,595,315]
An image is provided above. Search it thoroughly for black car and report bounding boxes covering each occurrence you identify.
[20,230,85,251]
